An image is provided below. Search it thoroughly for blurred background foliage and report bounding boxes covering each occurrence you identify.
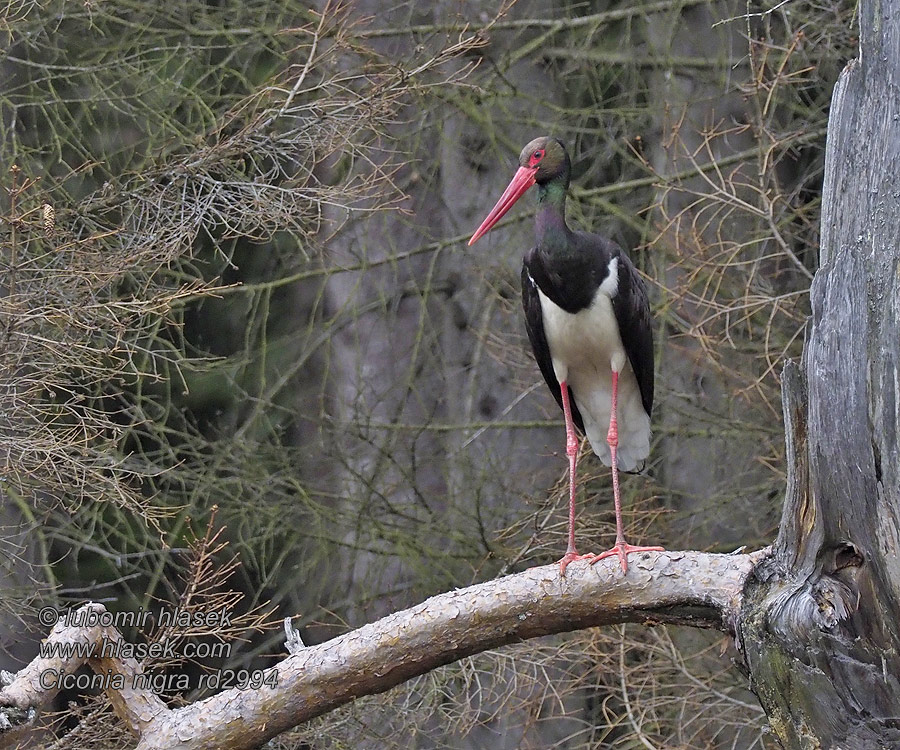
[0,0,853,747]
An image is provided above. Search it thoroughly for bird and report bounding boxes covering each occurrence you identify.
[468,136,663,575]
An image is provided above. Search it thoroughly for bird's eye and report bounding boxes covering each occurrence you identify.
[529,149,545,167]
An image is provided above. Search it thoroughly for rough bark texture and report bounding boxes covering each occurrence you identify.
[737,1,900,746]
[0,552,759,750]
[0,603,166,735]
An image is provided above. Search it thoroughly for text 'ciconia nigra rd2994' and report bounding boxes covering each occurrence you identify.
[469,136,663,575]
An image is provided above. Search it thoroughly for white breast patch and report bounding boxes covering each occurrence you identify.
[537,257,625,384]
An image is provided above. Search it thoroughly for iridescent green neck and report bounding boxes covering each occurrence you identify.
[537,179,567,209]
[535,179,570,249]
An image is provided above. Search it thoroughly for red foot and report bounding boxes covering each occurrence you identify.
[588,542,665,573]
[557,549,595,576]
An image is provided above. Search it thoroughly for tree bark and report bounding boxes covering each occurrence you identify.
[736,1,900,746]
[0,552,760,750]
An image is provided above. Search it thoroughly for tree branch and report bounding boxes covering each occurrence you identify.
[0,602,168,738]
[0,550,766,750]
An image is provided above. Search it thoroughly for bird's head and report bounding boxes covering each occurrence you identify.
[517,136,570,186]
[468,136,571,246]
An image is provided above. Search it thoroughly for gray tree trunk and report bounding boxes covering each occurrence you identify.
[737,1,900,746]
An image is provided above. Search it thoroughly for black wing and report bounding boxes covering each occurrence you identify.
[521,256,586,433]
[610,250,654,417]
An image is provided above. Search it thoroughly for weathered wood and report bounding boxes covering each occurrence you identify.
[0,603,167,737]
[1,552,762,750]
[134,551,760,750]
[737,0,900,745]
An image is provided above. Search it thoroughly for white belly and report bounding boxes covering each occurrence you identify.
[537,285,651,471]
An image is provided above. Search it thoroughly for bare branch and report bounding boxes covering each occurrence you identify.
[0,603,168,737]
[0,551,766,750]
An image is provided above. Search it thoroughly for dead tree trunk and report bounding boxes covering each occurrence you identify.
[736,1,900,747]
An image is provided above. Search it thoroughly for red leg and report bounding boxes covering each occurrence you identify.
[557,380,590,576]
[589,370,663,572]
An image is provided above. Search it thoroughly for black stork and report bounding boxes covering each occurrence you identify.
[468,136,663,575]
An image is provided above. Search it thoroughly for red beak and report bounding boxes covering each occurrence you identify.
[468,166,537,246]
